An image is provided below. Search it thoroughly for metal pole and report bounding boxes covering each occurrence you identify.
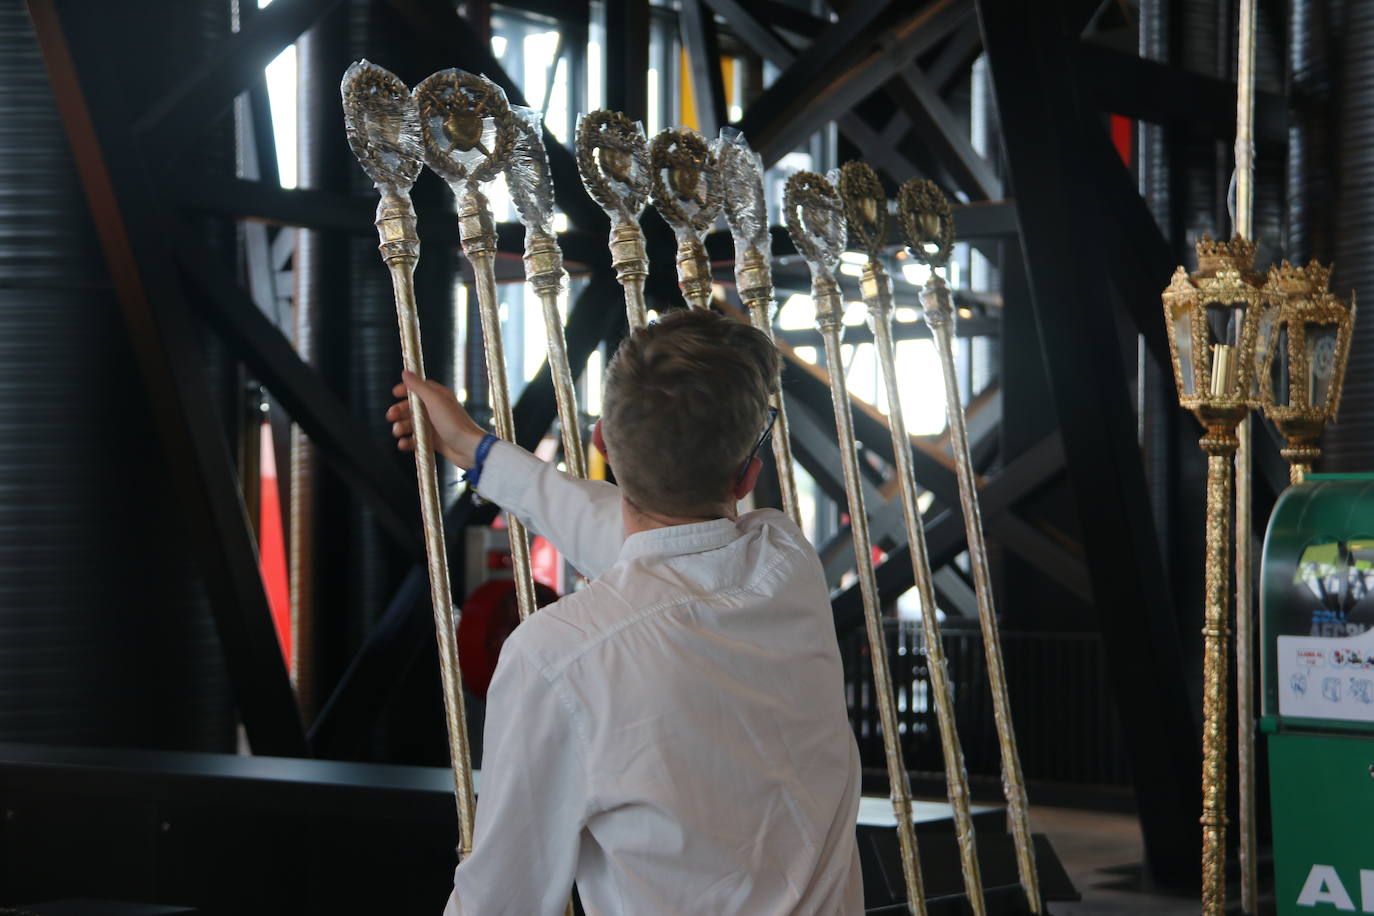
[839,161,983,912]
[785,171,927,916]
[899,178,1041,912]
[716,131,800,525]
[1232,2,1259,908]
[341,61,475,852]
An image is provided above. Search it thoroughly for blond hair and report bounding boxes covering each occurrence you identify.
[602,308,779,517]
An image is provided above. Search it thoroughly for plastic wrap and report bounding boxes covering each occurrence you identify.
[649,128,722,244]
[507,105,557,235]
[341,60,423,193]
[413,68,514,192]
[575,110,651,225]
[783,170,847,278]
[713,127,769,261]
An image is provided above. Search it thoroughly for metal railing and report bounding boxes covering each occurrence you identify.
[842,621,1130,788]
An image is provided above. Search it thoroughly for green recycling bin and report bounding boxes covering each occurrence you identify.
[1261,474,1374,913]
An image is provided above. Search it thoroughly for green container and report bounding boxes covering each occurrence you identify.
[1262,474,1374,914]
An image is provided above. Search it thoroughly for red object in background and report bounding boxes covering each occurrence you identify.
[1110,114,1133,167]
[530,535,560,591]
[258,421,291,667]
[458,578,560,699]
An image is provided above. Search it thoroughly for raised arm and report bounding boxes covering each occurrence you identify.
[390,372,624,578]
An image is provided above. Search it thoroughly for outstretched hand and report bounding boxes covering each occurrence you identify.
[386,370,488,469]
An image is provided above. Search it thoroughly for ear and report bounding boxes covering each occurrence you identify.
[592,419,608,459]
[732,456,763,502]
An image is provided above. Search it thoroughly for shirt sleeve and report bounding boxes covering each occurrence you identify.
[443,639,588,916]
[474,439,624,578]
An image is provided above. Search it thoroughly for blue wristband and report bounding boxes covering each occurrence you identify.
[464,433,500,490]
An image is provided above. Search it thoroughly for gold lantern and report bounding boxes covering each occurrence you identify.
[1260,260,1357,483]
[1160,233,1278,915]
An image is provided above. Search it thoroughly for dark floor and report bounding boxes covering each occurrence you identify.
[1032,806,1200,915]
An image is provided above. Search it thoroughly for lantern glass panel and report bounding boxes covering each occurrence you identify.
[1307,324,1339,411]
[1270,325,1291,407]
[1173,308,1195,396]
[1251,304,1278,399]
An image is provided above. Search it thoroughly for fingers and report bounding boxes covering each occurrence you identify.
[385,399,411,423]
[392,381,407,398]
[391,418,414,438]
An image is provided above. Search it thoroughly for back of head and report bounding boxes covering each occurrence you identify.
[602,308,779,517]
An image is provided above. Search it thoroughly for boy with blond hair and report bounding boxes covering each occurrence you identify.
[390,308,862,915]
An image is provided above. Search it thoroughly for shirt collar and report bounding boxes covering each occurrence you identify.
[617,517,739,563]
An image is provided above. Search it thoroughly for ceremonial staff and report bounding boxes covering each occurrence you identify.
[839,162,985,915]
[899,179,1041,912]
[714,129,800,526]
[650,128,722,310]
[413,70,538,623]
[576,111,652,329]
[784,171,927,916]
[341,61,476,852]
[507,105,586,479]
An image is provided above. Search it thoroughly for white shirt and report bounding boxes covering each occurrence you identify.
[444,441,863,916]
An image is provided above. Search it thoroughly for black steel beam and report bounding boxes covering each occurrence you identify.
[604,0,651,122]
[734,0,973,166]
[173,175,611,271]
[680,0,728,137]
[31,0,308,756]
[310,273,626,756]
[775,316,1001,347]
[1075,40,1287,148]
[134,0,343,160]
[173,230,424,559]
[976,0,1199,884]
[883,66,1001,200]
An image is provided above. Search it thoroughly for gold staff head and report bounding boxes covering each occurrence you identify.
[506,105,558,236]
[575,110,651,223]
[1260,260,1356,473]
[413,69,515,189]
[649,128,723,241]
[782,170,846,280]
[341,60,423,192]
[896,177,954,269]
[1161,235,1277,444]
[897,178,957,329]
[838,161,888,261]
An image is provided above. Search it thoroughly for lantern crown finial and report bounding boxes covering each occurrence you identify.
[1195,234,1258,277]
[1268,259,1333,295]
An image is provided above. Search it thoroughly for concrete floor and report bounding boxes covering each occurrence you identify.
[1032,806,1200,915]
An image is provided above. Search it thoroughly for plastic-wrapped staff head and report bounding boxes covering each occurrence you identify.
[575,110,650,223]
[506,105,557,235]
[413,69,515,189]
[783,170,847,277]
[649,128,722,242]
[897,178,954,268]
[341,60,423,192]
[714,127,769,256]
[838,161,888,260]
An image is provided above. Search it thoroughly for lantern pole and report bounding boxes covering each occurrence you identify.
[1231,1,1259,911]
[1162,236,1273,915]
